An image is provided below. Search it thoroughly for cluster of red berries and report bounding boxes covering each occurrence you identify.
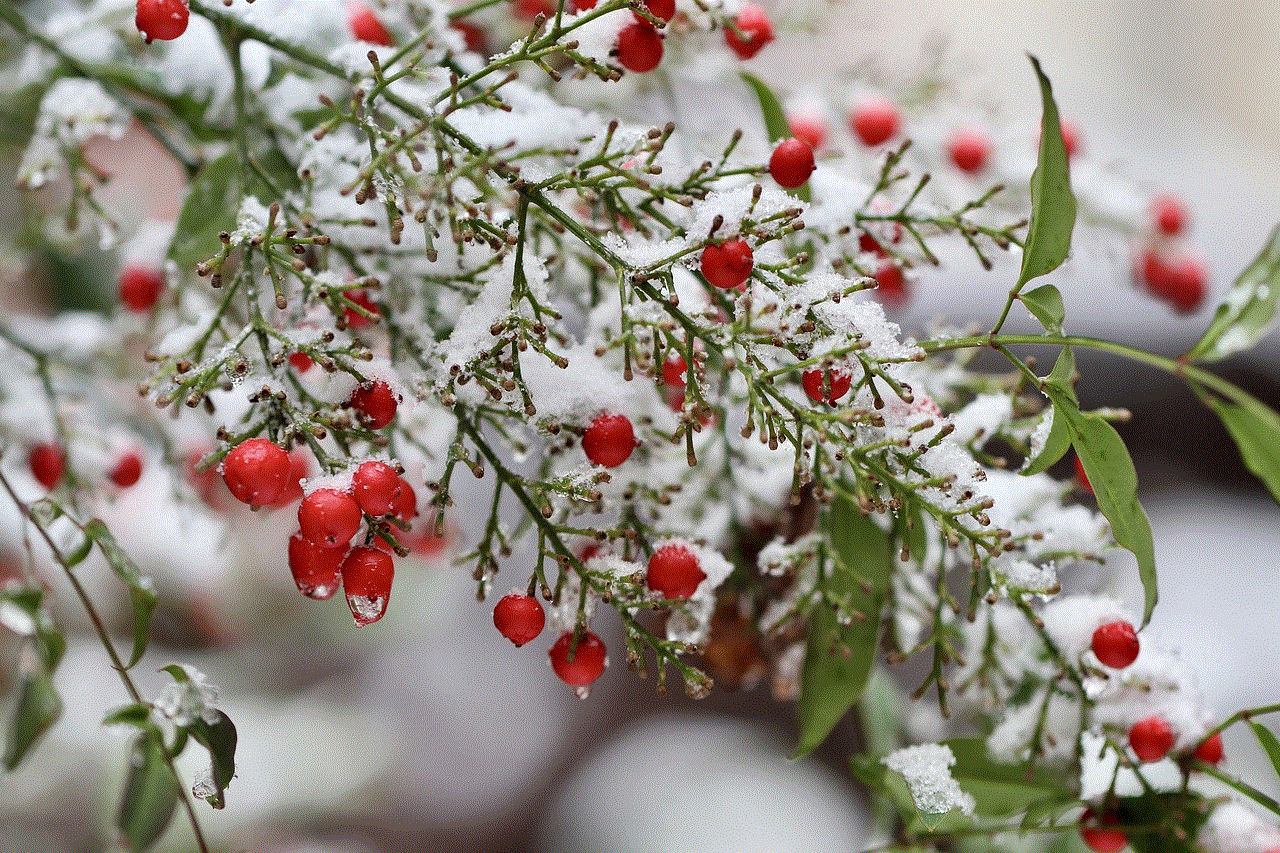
[1133,195,1207,314]
[608,2,774,75]
[27,442,143,492]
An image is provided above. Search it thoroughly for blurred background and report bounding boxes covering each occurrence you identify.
[2,2,1280,851]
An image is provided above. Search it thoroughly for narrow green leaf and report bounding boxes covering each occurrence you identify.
[741,71,811,202]
[64,534,93,567]
[1193,383,1280,505]
[794,497,892,757]
[945,739,1064,817]
[168,152,239,273]
[102,703,152,729]
[1015,56,1076,290]
[188,710,237,809]
[116,730,179,852]
[1044,345,1077,400]
[1188,224,1280,362]
[1019,283,1065,334]
[1252,722,1280,781]
[1021,404,1071,475]
[1045,389,1158,624]
[84,519,156,669]
[3,654,61,771]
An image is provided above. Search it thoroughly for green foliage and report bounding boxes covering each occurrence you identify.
[1021,283,1066,335]
[1,585,64,771]
[84,519,157,670]
[116,728,180,852]
[1194,383,1280,505]
[1188,223,1280,362]
[1015,56,1076,291]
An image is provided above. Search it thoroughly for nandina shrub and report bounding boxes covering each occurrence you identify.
[0,2,1279,851]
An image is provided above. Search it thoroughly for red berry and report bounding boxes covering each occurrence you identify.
[350,379,399,429]
[391,478,418,522]
[288,351,313,372]
[343,289,379,329]
[135,0,189,43]
[1129,715,1175,763]
[1059,120,1080,158]
[851,96,900,147]
[947,128,991,173]
[662,353,687,387]
[769,137,816,189]
[700,240,754,290]
[1080,808,1128,853]
[582,413,636,468]
[450,19,489,55]
[109,451,143,488]
[723,3,773,60]
[549,630,607,686]
[615,21,663,73]
[346,1,393,45]
[351,460,405,516]
[28,443,65,491]
[287,532,345,600]
[1164,255,1207,315]
[873,262,907,307]
[341,546,394,626]
[646,543,706,599]
[493,593,546,646]
[1152,194,1188,237]
[271,450,310,505]
[801,368,852,405]
[1075,453,1093,494]
[637,0,676,22]
[298,487,363,549]
[572,0,597,9]
[221,438,292,507]
[1192,731,1224,765]
[788,114,827,151]
[118,266,164,312]
[514,0,554,21]
[1091,620,1139,668]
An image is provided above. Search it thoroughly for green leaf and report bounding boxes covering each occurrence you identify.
[1020,283,1065,334]
[1021,404,1072,476]
[168,152,240,273]
[1044,389,1158,624]
[84,519,156,669]
[1252,722,1280,781]
[1015,56,1076,290]
[116,729,179,852]
[102,703,152,729]
[1193,383,1280,505]
[1188,224,1280,362]
[793,496,892,757]
[64,533,93,567]
[3,654,61,771]
[945,739,1064,818]
[741,71,810,202]
[188,710,237,809]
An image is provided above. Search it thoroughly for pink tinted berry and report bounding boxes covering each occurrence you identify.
[135,0,189,43]
[347,1,393,45]
[723,3,773,60]
[582,413,636,468]
[1080,809,1128,853]
[769,137,816,189]
[29,444,65,491]
[298,487,363,549]
[493,593,546,646]
[341,546,394,626]
[221,438,292,507]
[351,460,405,516]
[947,128,991,173]
[109,451,143,488]
[287,532,344,600]
[615,21,663,73]
[1091,620,1139,669]
[700,240,754,289]
[350,380,399,429]
[1152,194,1189,237]
[1129,715,1175,763]
[1193,731,1224,765]
[646,543,706,599]
[549,631,607,686]
[851,96,900,147]
[1059,119,1080,158]
[118,266,164,312]
[801,368,852,405]
[788,114,827,151]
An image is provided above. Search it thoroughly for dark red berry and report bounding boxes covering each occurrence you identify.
[341,545,394,626]
[514,0,554,20]
[1152,194,1188,237]
[135,0,189,43]
[873,262,907,307]
[571,0,596,9]
[947,128,991,173]
[700,240,754,290]
[221,438,292,506]
[549,630,607,686]
[1091,620,1139,668]
[637,0,676,22]
[1129,715,1175,763]
[801,368,852,405]
[1192,731,1224,765]
[582,413,636,468]
[615,21,663,73]
[287,532,344,600]
[351,460,405,516]
[646,543,705,599]
[298,487,363,549]
[662,353,687,387]
[343,289,379,328]
[1163,255,1207,315]
[289,351,313,372]
[1080,808,1128,853]
[851,96,899,147]
[29,443,65,491]
[493,593,545,646]
[769,137,816,189]
[347,1,393,45]
[109,451,143,488]
[118,266,164,312]
[350,380,399,429]
[271,450,310,505]
[723,4,773,60]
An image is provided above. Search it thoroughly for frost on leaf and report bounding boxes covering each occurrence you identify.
[882,742,976,818]
[154,665,221,727]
